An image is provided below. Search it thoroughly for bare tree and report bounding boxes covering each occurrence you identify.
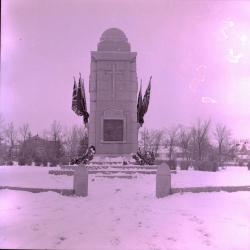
[227,139,239,161]
[4,122,17,161]
[49,121,64,160]
[139,127,151,152]
[77,126,88,156]
[19,123,31,142]
[63,125,88,161]
[50,121,63,142]
[0,115,7,163]
[178,125,192,160]
[64,126,79,160]
[191,119,211,161]
[151,129,164,155]
[0,114,4,145]
[213,123,231,165]
[165,126,179,160]
[139,128,164,154]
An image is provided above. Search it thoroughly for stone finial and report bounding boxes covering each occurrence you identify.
[97,28,131,52]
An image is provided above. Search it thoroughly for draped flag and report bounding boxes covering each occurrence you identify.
[79,75,89,124]
[137,80,143,125]
[71,77,78,113]
[71,74,89,124]
[142,76,152,115]
[137,76,152,126]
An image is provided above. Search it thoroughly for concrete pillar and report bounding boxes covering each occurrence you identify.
[156,163,171,198]
[73,165,88,197]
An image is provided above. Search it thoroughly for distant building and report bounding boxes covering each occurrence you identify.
[236,141,250,162]
[19,135,63,165]
[156,145,185,161]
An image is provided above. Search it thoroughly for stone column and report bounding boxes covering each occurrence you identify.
[156,163,171,198]
[73,165,88,197]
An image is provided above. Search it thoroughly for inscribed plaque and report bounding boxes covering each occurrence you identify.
[103,119,124,141]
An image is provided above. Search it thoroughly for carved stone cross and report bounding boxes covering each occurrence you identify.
[105,64,123,101]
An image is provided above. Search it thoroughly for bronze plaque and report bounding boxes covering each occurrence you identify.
[103,119,124,141]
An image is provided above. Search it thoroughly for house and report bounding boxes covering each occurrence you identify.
[19,135,63,164]
[156,145,186,161]
[236,141,250,162]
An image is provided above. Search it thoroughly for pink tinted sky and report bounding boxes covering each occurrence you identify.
[1,0,250,139]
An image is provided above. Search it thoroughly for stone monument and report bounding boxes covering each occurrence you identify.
[73,165,88,197]
[156,163,171,198]
[88,28,138,156]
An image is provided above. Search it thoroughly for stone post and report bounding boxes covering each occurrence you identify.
[156,163,171,198]
[73,164,88,197]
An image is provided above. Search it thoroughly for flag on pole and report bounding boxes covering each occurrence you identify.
[137,80,144,125]
[142,76,152,115]
[71,77,78,113]
[79,74,89,124]
[80,74,87,113]
[137,76,152,126]
[71,74,89,124]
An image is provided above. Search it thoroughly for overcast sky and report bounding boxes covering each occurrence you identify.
[1,0,250,139]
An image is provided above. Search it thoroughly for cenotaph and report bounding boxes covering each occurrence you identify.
[88,28,138,156]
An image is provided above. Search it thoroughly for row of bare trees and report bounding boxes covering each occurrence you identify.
[139,119,232,164]
[0,115,88,165]
[0,113,235,166]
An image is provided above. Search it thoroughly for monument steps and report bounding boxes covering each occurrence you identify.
[95,175,136,179]
[49,165,177,178]
[49,169,157,176]
[60,165,157,170]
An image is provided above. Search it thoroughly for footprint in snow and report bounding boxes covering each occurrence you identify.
[190,215,203,225]
[197,228,211,246]
[110,237,120,246]
[31,224,39,231]
[56,236,67,245]
[147,242,161,250]
[152,233,158,238]
[166,236,177,242]
[59,236,66,241]
[115,217,121,222]
[197,228,210,238]
[180,212,191,217]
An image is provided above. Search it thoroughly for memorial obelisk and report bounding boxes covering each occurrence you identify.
[88,28,138,156]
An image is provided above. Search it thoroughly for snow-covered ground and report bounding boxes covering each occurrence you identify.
[0,166,250,249]
[0,165,250,189]
[0,166,71,189]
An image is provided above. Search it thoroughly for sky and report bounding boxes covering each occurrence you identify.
[1,0,250,139]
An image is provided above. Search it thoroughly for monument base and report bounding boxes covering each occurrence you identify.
[88,154,136,166]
